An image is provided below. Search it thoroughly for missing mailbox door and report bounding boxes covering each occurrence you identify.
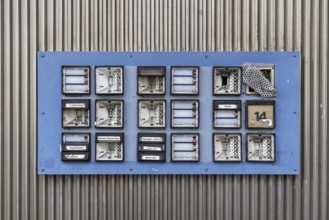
[62,99,90,128]
[213,67,241,95]
[95,100,124,128]
[138,66,166,95]
[138,100,166,128]
[213,133,242,162]
[247,134,275,162]
[95,66,124,95]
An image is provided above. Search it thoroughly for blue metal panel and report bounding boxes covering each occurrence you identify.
[37,52,300,175]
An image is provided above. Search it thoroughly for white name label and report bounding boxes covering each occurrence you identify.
[64,154,86,159]
[66,145,87,150]
[98,136,121,142]
[65,103,86,108]
[141,137,163,142]
[218,104,238,109]
[142,146,162,151]
[142,155,160,160]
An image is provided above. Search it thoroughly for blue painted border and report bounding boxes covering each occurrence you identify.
[37,52,300,175]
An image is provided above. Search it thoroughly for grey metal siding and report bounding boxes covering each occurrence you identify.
[0,0,328,219]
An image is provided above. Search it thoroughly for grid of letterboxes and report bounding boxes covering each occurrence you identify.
[60,66,275,162]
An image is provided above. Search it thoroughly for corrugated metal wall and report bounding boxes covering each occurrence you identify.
[0,0,328,219]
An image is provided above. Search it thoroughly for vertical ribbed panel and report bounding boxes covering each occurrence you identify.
[0,0,328,219]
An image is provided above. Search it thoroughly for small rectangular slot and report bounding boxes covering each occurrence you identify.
[222,76,228,86]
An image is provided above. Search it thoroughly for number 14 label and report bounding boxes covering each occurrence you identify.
[246,100,275,129]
